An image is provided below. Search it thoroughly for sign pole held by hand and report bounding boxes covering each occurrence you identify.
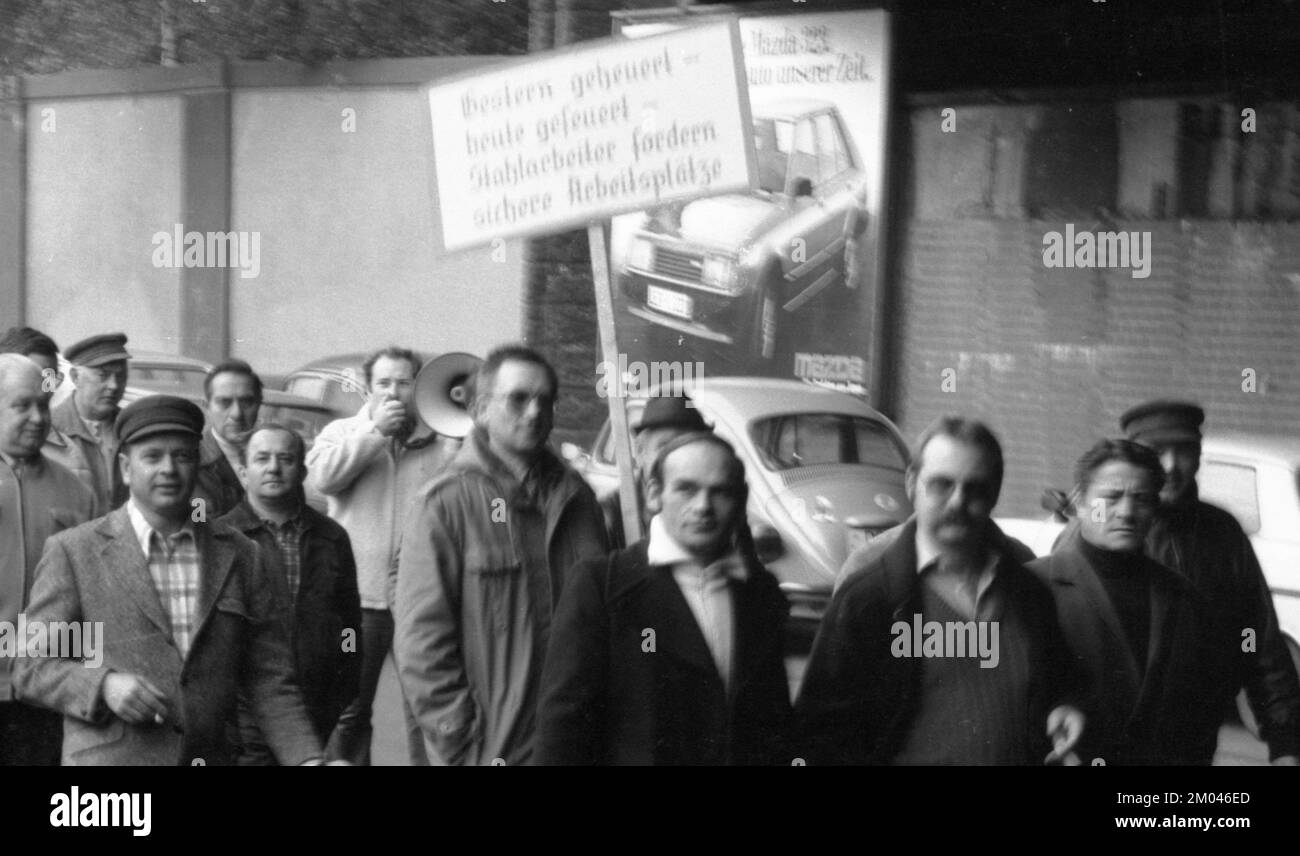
[589,222,643,545]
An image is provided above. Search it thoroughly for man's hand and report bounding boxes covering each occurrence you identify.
[1045,704,1085,766]
[372,400,409,437]
[102,672,170,725]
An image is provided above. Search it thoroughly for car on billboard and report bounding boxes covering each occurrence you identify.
[996,433,1300,736]
[562,377,911,624]
[613,97,869,363]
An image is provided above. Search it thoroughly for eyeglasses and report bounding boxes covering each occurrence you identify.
[492,391,556,413]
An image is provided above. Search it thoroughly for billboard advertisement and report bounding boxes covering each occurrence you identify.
[608,7,893,398]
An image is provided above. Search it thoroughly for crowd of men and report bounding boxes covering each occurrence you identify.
[0,322,1297,765]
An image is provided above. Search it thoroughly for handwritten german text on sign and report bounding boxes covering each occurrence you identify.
[427,21,756,251]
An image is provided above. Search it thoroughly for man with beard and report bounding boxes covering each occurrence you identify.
[395,344,607,765]
[192,360,263,520]
[44,333,130,515]
[0,355,95,764]
[307,346,458,765]
[796,416,1084,765]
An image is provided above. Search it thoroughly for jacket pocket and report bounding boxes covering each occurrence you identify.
[65,716,126,761]
[216,597,252,620]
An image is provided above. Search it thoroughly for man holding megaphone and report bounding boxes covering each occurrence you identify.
[306,346,460,765]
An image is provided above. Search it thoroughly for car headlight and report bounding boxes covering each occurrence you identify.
[628,239,654,272]
[701,256,735,290]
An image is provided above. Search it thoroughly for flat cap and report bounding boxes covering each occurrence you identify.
[116,395,205,446]
[65,333,130,368]
[635,394,709,435]
[1120,399,1205,446]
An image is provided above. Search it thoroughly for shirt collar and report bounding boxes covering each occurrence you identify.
[646,514,748,581]
[126,498,195,558]
[914,526,1000,578]
[262,508,305,532]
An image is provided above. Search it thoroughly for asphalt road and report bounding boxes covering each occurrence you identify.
[369,648,1270,766]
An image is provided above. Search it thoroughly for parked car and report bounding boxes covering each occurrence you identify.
[282,352,370,418]
[562,377,911,623]
[612,97,869,361]
[995,433,1300,735]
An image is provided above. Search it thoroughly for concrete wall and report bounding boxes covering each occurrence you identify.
[230,86,524,369]
[5,58,524,373]
[24,95,183,353]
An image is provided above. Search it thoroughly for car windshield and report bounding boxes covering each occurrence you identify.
[755,118,793,193]
[286,373,366,414]
[750,413,907,471]
[130,364,208,398]
[260,404,332,448]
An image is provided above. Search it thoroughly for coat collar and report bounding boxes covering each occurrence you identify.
[619,540,771,700]
[1039,546,1194,718]
[51,396,111,444]
[221,498,339,541]
[94,505,240,664]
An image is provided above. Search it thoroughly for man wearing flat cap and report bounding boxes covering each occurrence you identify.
[1056,399,1300,763]
[44,333,131,515]
[14,395,327,765]
[1122,399,1300,764]
[600,394,710,550]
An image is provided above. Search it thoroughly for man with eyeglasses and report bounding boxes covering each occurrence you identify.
[395,344,608,765]
[44,333,131,515]
[307,346,459,765]
[796,416,1085,765]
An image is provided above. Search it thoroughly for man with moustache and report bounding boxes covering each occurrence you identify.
[307,346,457,765]
[44,333,130,515]
[220,424,362,764]
[193,359,263,520]
[395,344,607,765]
[0,355,95,765]
[1030,439,1212,765]
[14,396,325,765]
[796,417,1084,765]
[538,432,791,765]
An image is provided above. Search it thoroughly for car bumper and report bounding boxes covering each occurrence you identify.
[620,270,757,345]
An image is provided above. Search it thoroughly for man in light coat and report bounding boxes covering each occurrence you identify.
[395,344,607,765]
[306,346,457,765]
[43,333,130,515]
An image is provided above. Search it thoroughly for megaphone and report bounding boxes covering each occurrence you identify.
[414,352,483,438]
